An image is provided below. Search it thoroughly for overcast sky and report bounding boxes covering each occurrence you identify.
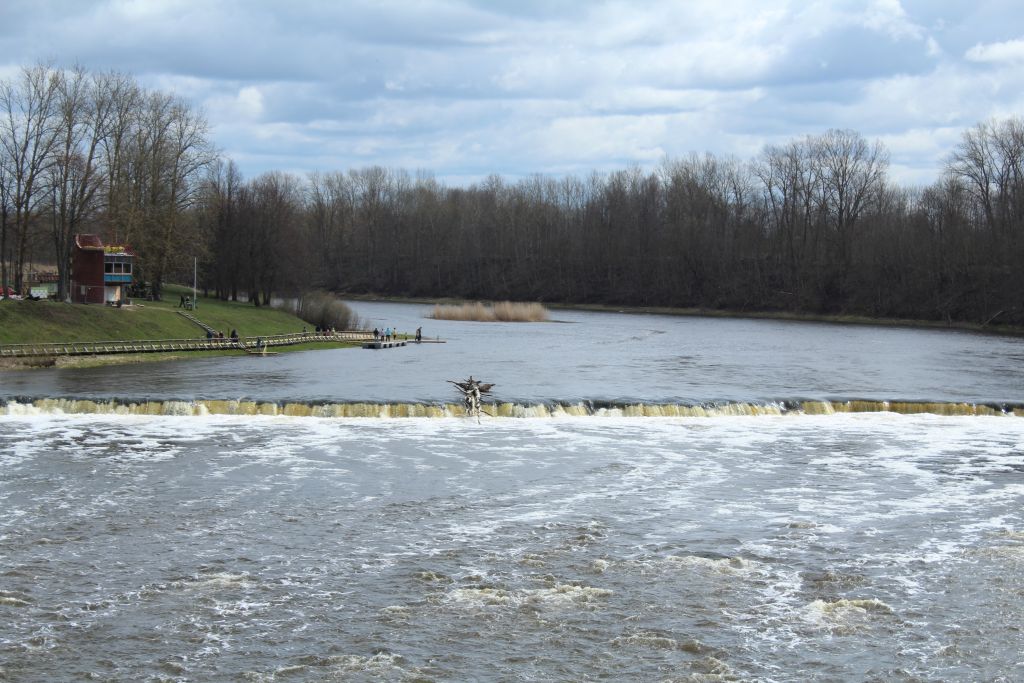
[3,0,1023,186]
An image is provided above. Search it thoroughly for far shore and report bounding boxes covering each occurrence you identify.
[342,293,1024,338]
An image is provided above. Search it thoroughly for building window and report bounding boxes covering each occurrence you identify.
[104,259,132,275]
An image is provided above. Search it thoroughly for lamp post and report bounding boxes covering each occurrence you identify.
[192,256,197,310]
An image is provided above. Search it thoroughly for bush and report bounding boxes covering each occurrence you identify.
[297,291,362,330]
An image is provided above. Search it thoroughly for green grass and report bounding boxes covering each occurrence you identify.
[0,285,315,345]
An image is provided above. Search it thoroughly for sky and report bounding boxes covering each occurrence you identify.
[2,0,1023,187]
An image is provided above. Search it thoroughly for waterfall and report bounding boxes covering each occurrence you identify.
[3,398,1021,418]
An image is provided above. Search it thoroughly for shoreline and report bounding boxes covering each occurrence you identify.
[342,293,1024,338]
[0,341,359,372]
[4,296,1020,372]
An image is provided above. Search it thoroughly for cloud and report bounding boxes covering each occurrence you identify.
[1,1,1022,186]
[205,85,265,123]
[965,37,1024,63]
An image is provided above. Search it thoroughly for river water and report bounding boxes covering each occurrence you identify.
[1,302,1023,682]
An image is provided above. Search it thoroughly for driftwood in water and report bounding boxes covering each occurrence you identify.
[448,376,494,422]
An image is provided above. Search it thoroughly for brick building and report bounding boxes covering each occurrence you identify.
[71,234,136,304]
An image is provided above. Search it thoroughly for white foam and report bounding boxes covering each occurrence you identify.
[520,583,614,607]
[175,572,255,591]
[801,597,895,631]
[665,555,761,574]
[445,583,612,610]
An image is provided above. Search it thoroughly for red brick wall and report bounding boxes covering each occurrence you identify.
[71,248,105,304]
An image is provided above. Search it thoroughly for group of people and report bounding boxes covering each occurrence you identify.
[205,329,240,343]
[371,326,423,342]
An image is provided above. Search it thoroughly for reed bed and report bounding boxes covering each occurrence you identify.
[429,301,549,322]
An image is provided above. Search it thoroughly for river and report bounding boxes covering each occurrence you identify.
[1,302,1022,681]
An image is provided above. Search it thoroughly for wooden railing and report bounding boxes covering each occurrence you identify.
[177,310,216,334]
[0,331,373,358]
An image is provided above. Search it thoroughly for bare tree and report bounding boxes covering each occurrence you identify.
[947,117,1024,322]
[0,64,62,293]
[198,159,244,299]
[755,139,823,305]
[0,150,9,298]
[812,129,889,271]
[113,90,214,298]
[49,66,119,299]
[99,72,142,245]
[246,171,303,305]
[949,118,1024,236]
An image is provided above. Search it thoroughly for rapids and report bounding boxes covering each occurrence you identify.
[1,302,1022,681]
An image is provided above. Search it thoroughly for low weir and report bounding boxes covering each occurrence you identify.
[3,397,1022,418]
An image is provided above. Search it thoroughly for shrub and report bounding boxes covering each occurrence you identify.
[296,291,362,330]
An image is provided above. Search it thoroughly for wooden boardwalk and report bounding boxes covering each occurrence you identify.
[0,331,373,359]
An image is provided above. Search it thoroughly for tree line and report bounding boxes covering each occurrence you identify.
[3,63,1023,327]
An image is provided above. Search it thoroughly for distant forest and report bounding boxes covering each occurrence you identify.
[3,64,1023,326]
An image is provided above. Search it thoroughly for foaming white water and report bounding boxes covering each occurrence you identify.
[243,653,411,682]
[3,397,1022,419]
[801,598,896,635]
[445,583,613,610]
[664,555,761,574]
[3,411,1023,681]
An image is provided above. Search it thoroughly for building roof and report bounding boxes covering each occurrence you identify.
[75,234,105,250]
[74,234,136,256]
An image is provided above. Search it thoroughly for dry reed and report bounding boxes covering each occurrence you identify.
[429,301,549,322]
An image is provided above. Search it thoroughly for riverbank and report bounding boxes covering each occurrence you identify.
[0,350,237,371]
[0,340,363,372]
[0,286,311,344]
[554,303,1024,337]
[342,293,1024,337]
[0,286,361,371]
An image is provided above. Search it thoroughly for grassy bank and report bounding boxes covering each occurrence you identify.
[0,285,313,345]
[0,285,362,369]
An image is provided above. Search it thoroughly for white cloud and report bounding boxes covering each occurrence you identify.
[965,37,1024,63]
[861,0,927,41]
[2,1,1022,185]
[205,85,265,124]
[877,126,964,184]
